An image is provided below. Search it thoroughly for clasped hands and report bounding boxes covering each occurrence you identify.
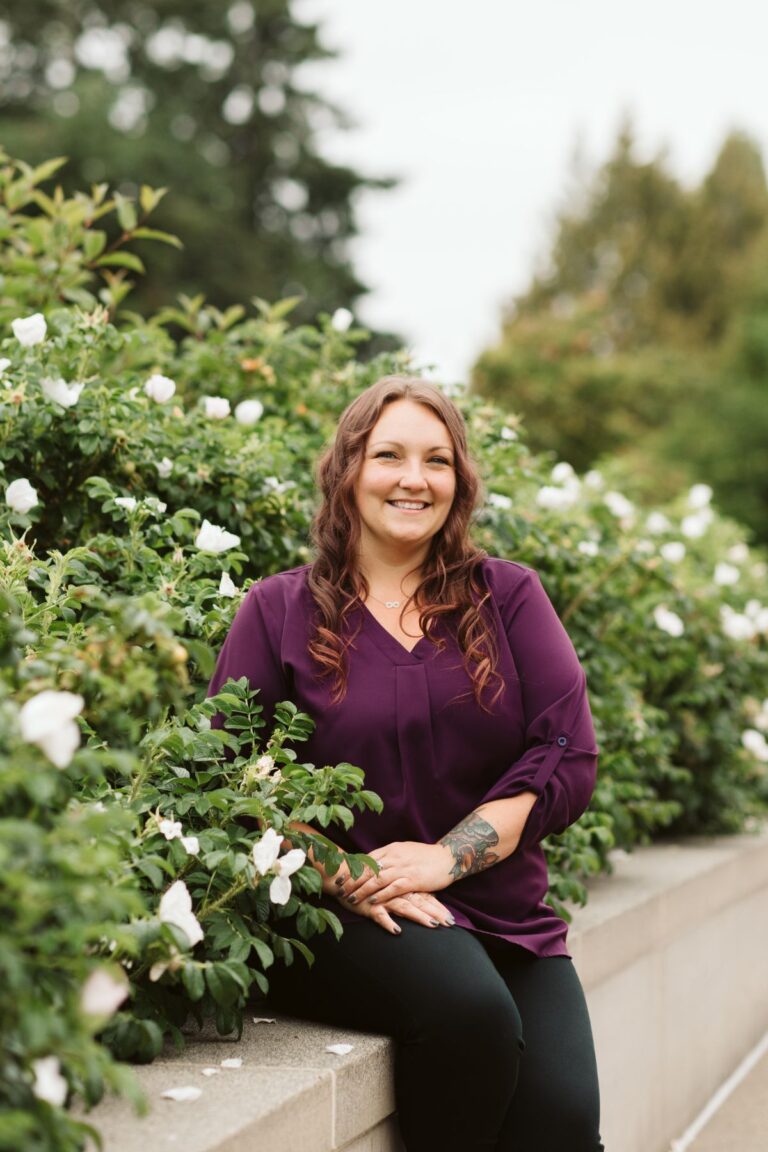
[324,840,456,935]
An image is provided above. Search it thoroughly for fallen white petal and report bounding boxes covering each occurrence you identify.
[220,1058,243,1069]
[200,1067,220,1077]
[161,1086,202,1102]
[325,1044,354,1055]
[252,1017,276,1024]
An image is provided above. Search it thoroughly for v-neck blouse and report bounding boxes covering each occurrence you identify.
[207,557,599,957]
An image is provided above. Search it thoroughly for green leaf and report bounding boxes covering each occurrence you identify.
[182,963,206,1001]
[131,227,183,249]
[95,252,145,274]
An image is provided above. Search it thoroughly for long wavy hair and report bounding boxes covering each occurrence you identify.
[307,375,503,707]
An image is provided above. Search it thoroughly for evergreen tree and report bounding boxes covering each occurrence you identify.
[473,126,768,540]
[0,0,391,319]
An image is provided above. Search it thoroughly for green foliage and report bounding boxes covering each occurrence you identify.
[1,153,767,1148]
[473,125,768,541]
[0,2,393,325]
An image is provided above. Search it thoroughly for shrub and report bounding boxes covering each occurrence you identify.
[1,154,767,1149]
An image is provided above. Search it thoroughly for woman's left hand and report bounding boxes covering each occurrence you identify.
[336,841,454,905]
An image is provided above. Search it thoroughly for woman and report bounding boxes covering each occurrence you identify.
[207,376,604,1152]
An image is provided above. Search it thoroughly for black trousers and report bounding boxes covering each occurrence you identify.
[266,919,604,1152]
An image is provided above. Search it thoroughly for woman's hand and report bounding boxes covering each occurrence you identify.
[336,888,455,935]
[334,841,454,906]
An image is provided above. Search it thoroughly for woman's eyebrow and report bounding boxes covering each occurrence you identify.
[369,439,454,453]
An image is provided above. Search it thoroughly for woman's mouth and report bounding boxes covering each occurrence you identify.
[387,500,430,511]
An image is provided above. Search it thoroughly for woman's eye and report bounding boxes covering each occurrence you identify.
[430,456,452,466]
[374,450,398,459]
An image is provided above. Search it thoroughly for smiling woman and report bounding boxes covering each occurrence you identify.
[208,375,604,1152]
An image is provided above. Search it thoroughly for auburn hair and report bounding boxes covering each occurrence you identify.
[307,375,503,707]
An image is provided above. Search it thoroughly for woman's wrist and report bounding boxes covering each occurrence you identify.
[437,810,501,882]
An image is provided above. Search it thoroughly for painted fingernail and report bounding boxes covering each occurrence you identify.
[368,897,377,905]
[346,895,356,905]
[446,915,456,926]
[335,876,345,887]
[429,918,440,927]
[393,925,402,935]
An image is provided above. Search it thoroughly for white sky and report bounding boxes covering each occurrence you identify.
[296,0,768,383]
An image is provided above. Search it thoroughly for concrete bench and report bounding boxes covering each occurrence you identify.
[91,828,768,1152]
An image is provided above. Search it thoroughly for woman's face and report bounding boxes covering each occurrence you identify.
[353,399,457,563]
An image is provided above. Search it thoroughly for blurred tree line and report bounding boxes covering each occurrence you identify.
[0,0,392,328]
[473,126,768,543]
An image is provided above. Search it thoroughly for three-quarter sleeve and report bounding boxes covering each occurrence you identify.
[206,582,289,734]
[478,567,598,849]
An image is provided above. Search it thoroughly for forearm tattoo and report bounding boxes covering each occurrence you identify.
[440,811,500,881]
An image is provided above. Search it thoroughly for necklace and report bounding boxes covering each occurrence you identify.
[366,591,404,609]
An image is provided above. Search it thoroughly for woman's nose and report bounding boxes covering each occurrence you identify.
[398,459,428,488]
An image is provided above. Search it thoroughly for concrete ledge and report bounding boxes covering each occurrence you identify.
[570,828,768,1152]
[90,828,768,1152]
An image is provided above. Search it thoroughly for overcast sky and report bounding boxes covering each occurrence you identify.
[296,0,768,383]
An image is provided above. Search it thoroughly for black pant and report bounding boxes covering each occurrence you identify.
[266,920,604,1152]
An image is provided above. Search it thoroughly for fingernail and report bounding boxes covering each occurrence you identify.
[393,925,402,935]
[368,897,377,905]
[429,918,440,927]
[337,888,346,898]
[335,877,345,887]
[346,895,356,905]
[446,915,455,926]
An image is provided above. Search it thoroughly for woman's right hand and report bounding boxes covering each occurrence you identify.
[337,889,455,935]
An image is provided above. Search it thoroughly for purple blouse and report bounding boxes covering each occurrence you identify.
[207,557,598,957]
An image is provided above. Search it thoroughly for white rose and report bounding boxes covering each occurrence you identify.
[331,307,353,332]
[681,510,713,539]
[660,542,685,564]
[551,462,575,483]
[158,880,204,948]
[741,729,768,763]
[218,571,237,597]
[114,496,137,512]
[646,512,671,534]
[41,377,85,409]
[234,399,264,425]
[269,848,306,905]
[143,496,167,514]
[159,818,183,841]
[203,395,231,419]
[653,605,685,637]
[155,457,173,478]
[195,519,241,554]
[603,491,635,520]
[5,477,38,514]
[584,469,604,490]
[487,492,512,511]
[31,1056,67,1106]
[578,540,599,557]
[720,606,756,641]
[688,483,713,509]
[12,313,47,347]
[144,374,176,403]
[80,968,129,1018]
[536,485,577,511]
[181,836,200,856]
[252,827,283,875]
[499,426,517,442]
[0,357,11,375]
[19,690,84,768]
[713,562,739,586]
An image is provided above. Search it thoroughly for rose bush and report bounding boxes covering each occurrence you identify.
[1,153,767,1148]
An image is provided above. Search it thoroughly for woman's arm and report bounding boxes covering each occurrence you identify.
[334,793,537,905]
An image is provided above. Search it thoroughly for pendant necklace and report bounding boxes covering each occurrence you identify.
[367,591,403,609]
